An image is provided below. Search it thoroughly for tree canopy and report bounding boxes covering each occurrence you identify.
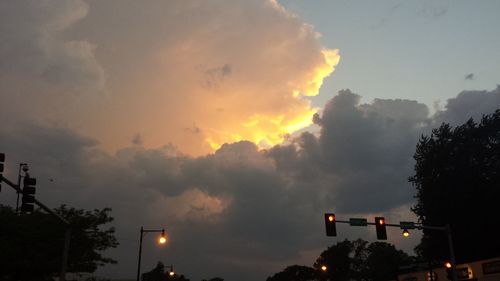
[266,265,316,281]
[0,204,118,281]
[267,239,413,281]
[410,110,500,263]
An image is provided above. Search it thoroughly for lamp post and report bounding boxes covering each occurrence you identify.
[136,226,167,281]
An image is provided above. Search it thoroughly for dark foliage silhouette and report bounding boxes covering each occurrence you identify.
[266,265,316,281]
[410,110,500,263]
[268,239,413,281]
[0,204,118,281]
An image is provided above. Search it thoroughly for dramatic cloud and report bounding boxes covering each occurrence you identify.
[1,0,339,155]
[3,86,499,280]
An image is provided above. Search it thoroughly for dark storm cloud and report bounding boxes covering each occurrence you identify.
[270,89,429,213]
[433,85,500,126]
[3,87,500,280]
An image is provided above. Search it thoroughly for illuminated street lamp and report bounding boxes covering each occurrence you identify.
[165,264,175,277]
[402,229,410,237]
[158,229,167,244]
[321,265,328,272]
[136,226,167,281]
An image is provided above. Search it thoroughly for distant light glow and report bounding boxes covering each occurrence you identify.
[328,215,335,222]
[445,262,452,269]
[321,265,327,271]
[169,271,175,276]
[402,229,410,237]
[159,236,167,244]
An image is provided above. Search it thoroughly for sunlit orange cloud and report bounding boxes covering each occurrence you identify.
[201,49,339,151]
[40,0,341,156]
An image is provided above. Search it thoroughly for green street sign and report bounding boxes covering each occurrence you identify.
[349,218,368,226]
[400,221,416,229]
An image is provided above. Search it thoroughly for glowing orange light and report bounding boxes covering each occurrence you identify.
[158,230,167,244]
[402,229,410,237]
[328,215,335,222]
[378,218,385,225]
[445,262,452,269]
[321,265,327,272]
[169,271,175,276]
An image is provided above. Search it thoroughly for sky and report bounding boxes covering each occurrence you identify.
[1,1,500,280]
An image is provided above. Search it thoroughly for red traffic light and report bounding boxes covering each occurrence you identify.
[324,213,337,236]
[375,217,387,240]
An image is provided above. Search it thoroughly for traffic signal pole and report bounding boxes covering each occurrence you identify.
[0,175,72,281]
[325,214,458,281]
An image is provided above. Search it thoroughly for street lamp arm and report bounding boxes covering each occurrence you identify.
[142,229,164,233]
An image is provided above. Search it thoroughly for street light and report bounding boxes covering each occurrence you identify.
[402,229,410,237]
[321,265,328,272]
[136,226,167,281]
[165,264,175,277]
[158,230,167,244]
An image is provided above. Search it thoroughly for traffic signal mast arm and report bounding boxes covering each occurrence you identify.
[325,214,458,281]
[332,218,447,231]
[0,175,69,225]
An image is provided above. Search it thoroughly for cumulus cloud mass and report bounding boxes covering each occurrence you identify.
[1,0,339,155]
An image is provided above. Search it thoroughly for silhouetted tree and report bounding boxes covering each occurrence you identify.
[0,204,118,281]
[266,265,316,281]
[142,262,168,281]
[363,242,414,281]
[313,239,412,281]
[314,239,360,281]
[410,110,500,263]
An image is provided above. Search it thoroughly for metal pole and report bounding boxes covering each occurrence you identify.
[445,224,458,281]
[428,260,434,281]
[60,227,71,281]
[136,227,144,281]
[15,163,23,213]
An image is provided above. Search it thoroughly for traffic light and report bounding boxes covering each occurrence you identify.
[0,153,4,192]
[21,175,36,213]
[324,213,337,236]
[375,217,387,240]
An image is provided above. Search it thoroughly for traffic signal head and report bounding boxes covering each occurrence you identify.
[0,153,4,173]
[21,176,36,213]
[324,213,337,236]
[375,217,387,240]
[0,153,4,191]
